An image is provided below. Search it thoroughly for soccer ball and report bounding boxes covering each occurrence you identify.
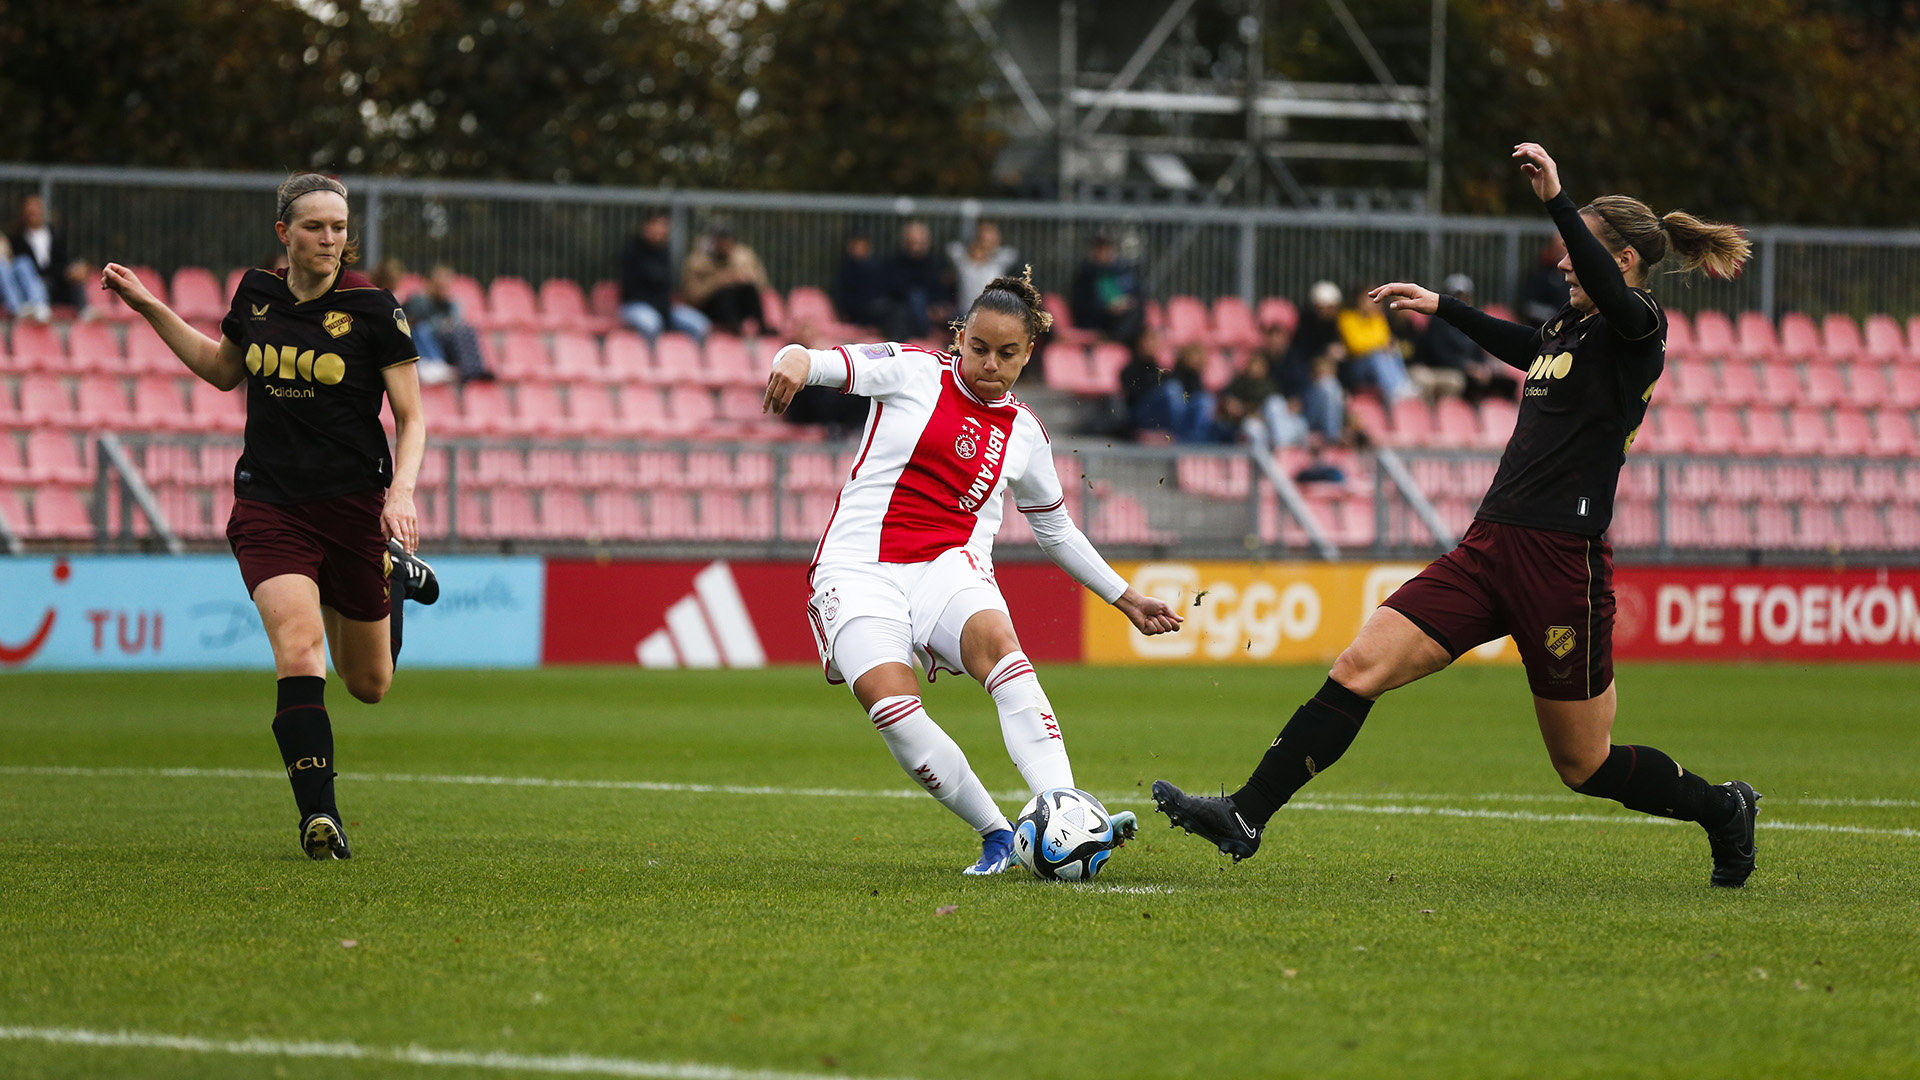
[1013,787,1117,881]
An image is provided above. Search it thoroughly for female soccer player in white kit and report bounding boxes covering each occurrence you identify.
[764,270,1184,874]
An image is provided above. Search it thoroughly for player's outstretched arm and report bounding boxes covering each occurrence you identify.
[1375,280,1540,371]
[1514,142,1657,339]
[101,262,246,390]
[1114,588,1182,636]
[762,343,811,414]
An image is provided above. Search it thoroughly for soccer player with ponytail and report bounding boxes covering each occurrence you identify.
[101,172,439,861]
[1155,144,1764,887]
[764,269,1183,874]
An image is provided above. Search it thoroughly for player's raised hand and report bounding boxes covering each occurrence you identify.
[1511,142,1562,202]
[100,262,158,314]
[763,343,810,414]
[1369,282,1440,315]
[1115,589,1183,636]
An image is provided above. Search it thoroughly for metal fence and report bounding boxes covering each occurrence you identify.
[68,433,1920,567]
[5,163,1920,322]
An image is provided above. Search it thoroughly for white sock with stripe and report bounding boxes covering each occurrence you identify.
[867,695,1010,836]
[984,651,1074,795]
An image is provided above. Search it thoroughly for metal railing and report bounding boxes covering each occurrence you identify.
[50,433,1920,567]
[5,163,1919,322]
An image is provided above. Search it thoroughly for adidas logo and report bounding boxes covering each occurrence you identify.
[634,560,767,669]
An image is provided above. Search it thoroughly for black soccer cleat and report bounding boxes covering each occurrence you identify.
[301,812,353,861]
[1151,780,1262,862]
[387,538,440,606]
[1704,780,1760,888]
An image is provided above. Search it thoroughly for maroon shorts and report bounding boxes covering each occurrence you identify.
[227,488,391,622]
[1381,519,1614,701]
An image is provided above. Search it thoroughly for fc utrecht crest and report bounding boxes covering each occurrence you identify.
[1544,625,1576,659]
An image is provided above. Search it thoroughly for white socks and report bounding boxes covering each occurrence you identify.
[868,695,1009,836]
[984,651,1074,794]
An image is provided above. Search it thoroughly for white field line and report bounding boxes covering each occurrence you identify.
[0,1025,912,1080]
[3,765,1916,840]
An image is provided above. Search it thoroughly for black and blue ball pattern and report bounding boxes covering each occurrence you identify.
[1012,787,1116,881]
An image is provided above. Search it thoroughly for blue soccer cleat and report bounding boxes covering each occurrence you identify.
[962,827,1018,875]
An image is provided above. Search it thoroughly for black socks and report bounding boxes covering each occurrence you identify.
[1575,744,1736,826]
[389,575,406,663]
[1231,677,1375,826]
[272,675,337,819]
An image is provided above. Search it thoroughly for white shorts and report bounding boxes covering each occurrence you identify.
[807,547,1009,686]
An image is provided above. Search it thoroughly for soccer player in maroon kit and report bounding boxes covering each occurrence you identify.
[1154,144,1764,887]
[101,172,438,860]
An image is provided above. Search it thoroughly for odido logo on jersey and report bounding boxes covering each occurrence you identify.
[245,342,346,397]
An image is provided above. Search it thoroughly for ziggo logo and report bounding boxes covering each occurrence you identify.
[1127,563,1323,659]
[246,343,346,384]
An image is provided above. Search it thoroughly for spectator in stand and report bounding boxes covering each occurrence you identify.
[9,194,88,314]
[885,220,955,341]
[682,224,769,336]
[1520,235,1571,326]
[949,220,1019,310]
[1133,343,1216,443]
[1416,274,1518,404]
[368,258,450,384]
[402,263,492,384]
[1264,319,1345,447]
[1336,284,1419,402]
[1069,232,1145,346]
[619,213,710,344]
[832,231,891,335]
[1115,326,1169,436]
[1214,348,1309,449]
[0,232,53,322]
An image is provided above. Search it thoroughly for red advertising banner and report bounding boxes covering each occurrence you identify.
[1612,566,1920,661]
[542,558,1084,667]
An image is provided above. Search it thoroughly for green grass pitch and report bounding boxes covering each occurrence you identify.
[2,663,1917,1079]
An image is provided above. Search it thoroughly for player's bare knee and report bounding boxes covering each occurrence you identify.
[1328,645,1387,699]
[1551,750,1605,789]
[345,669,390,704]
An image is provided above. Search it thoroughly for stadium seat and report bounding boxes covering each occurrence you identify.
[224,268,250,302]
[7,322,61,372]
[1783,408,1829,455]
[76,375,134,429]
[186,380,246,433]
[17,375,75,428]
[1255,296,1299,334]
[455,381,514,437]
[1739,408,1789,455]
[551,331,608,381]
[1086,341,1129,392]
[1714,360,1761,405]
[1908,315,1920,359]
[510,382,568,437]
[1829,409,1874,457]
[492,330,551,381]
[538,487,592,539]
[171,267,227,322]
[1887,366,1920,409]
[25,429,91,484]
[1819,313,1864,363]
[603,331,661,383]
[1176,454,1251,499]
[591,488,648,541]
[448,275,494,329]
[590,280,622,325]
[647,490,698,540]
[1839,502,1889,549]
[64,321,123,375]
[1043,343,1096,394]
[1385,398,1435,447]
[24,484,93,539]
[786,450,844,491]
[619,386,673,436]
[1199,348,1234,393]
[538,278,614,335]
[563,382,627,437]
[487,488,538,538]
[785,287,836,332]
[665,385,718,435]
[1734,311,1779,362]
[124,323,181,374]
[702,335,759,387]
[1802,364,1848,408]
[1695,405,1743,454]
[1609,497,1659,548]
[1042,293,1094,346]
[1431,397,1478,447]
[1162,296,1210,347]
[1755,362,1802,408]
[1660,359,1712,406]
[1090,493,1175,546]
[757,288,787,335]
[781,490,835,542]
[1776,312,1820,362]
[1868,410,1916,456]
[1690,310,1736,358]
[487,276,543,330]
[1346,396,1390,443]
[1862,314,1908,363]
[1840,361,1888,409]
[1663,310,1697,360]
[1210,296,1261,350]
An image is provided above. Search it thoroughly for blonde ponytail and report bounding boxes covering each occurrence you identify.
[1659,211,1752,280]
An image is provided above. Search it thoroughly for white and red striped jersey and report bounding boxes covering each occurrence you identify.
[800,342,1116,596]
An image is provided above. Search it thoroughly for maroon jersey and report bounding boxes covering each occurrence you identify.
[1435,193,1666,538]
[218,267,417,504]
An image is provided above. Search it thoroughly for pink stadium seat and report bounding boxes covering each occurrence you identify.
[1210,296,1261,350]
[124,323,181,375]
[1886,506,1920,548]
[1839,502,1889,549]
[1087,342,1129,392]
[537,487,591,539]
[757,287,787,335]
[1755,362,1802,408]
[652,333,702,383]
[1734,311,1778,361]
[1739,408,1788,454]
[76,376,133,429]
[1841,361,1888,409]
[8,322,62,372]
[1041,293,1093,346]
[1346,396,1390,443]
[665,385,717,434]
[1908,315,1920,358]
[0,439,28,484]
[1176,455,1251,499]
[1776,312,1820,362]
[1663,310,1696,360]
[1715,360,1761,405]
[564,382,627,437]
[785,287,836,331]
[1043,343,1096,394]
[1660,359,1710,406]
[1695,405,1743,454]
[714,385,764,423]
[1783,408,1829,455]
[591,489,648,541]
[1386,398,1436,447]
[171,267,227,322]
[488,489,538,538]
[1819,313,1863,363]
[603,331,660,382]
[551,331,608,381]
[456,382,514,437]
[510,382,568,437]
[1432,397,1478,447]
[25,485,93,539]
[1888,367,1920,410]
[1861,315,1907,363]
[786,451,844,491]
[620,386,673,436]
[487,276,542,330]
[64,322,123,375]
[186,380,246,433]
[18,375,75,427]
[448,275,493,329]
[491,331,550,381]
[1868,410,1916,456]
[224,268,250,302]
[1256,297,1299,334]
[26,430,91,484]
[1090,494,1175,546]
[1802,365,1848,408]
[590,280,622,324]
[648,490,698,541]
[701,334,758,387]
[539,278,614,334]
[1829,409,1873,457]
[1162,296,1210,347]
[1199,349,1234,393]
[1691,310,1737,358]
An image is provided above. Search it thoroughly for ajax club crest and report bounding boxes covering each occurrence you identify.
[955,433,978,460]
